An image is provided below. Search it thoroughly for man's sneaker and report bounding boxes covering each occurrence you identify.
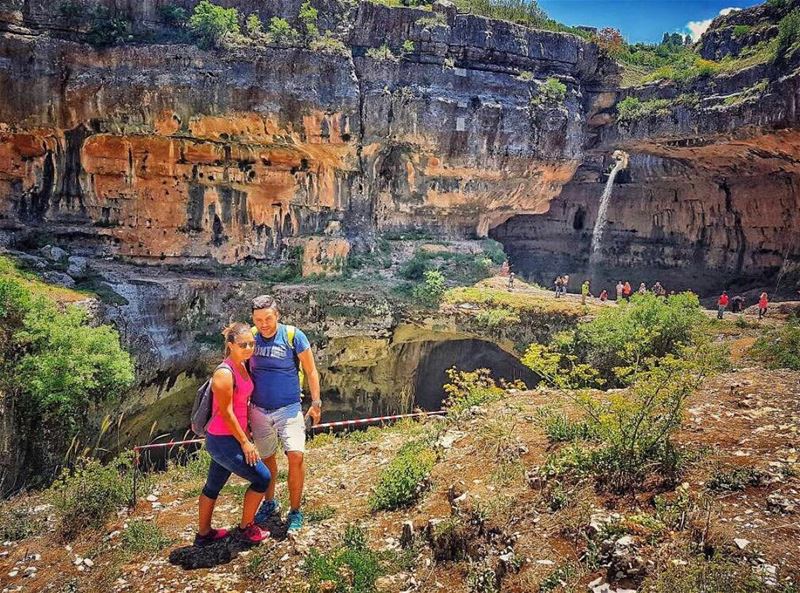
[286,509,304,534]
[193,527,229,547]
[254,498,281,525]
[237,523,270,544]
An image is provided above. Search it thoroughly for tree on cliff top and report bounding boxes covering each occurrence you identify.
[188,0,241,48]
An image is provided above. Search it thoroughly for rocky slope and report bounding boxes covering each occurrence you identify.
[1,334,798,593]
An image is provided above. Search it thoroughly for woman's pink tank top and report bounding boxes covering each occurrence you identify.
[206,359,253,436]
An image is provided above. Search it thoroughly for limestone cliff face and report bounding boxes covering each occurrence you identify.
[0,0,615,262]
[493,2,800,298]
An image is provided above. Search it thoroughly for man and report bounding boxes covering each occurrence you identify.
[507,272,515,291]
[717,290,729,319]
[581,279,591,305]
[249,295,321,534]
[616,280,624,301]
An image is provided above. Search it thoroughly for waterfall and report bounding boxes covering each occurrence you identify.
[590,150,629,261]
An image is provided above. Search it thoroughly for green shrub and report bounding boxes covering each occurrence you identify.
[451,0,557,30]
[540,349,718,492]
[474,306,520,329]
[0,259,134,477]
[749,321,800,370]
[399,251,433,280]
[695,58,721,77]
[13,297,134,430]
[642,557,793,593]
[733,24,752,38]
[537,410,596,443]
[481,238,507,264]
[416,13,447,28]
[402,39,415,53]
[442,367,505,414]
[617,96,675,122]
[467,561,499,593]
[411,269,446,307]
[51,455,134,539]
[245,13,263,37]
[305,525,383,593]
[707,466,767,492]
[523,292,709,389]
[309,34,350,55]
[346,426,382,443]
[188,0,241,48]
[268,17,300,45]
[530,77,566,106]
[259,246,303,283]
[369,441,436,511]
[0,505,43,541]
[159,4,188,27]
[86,13,131,46]
[776,9,800,61]
[299,1,319,41]
[122,520,172,553]
[366,43,398,61]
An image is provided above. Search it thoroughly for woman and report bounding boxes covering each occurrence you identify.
[758,292,769,320]
[196,322,271,546]
[622,281,632,301]
[638,282,647,295]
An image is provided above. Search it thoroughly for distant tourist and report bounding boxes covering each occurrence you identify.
[622,281,632,301]
[196,322,271,547]
[616,280,624,301]
[717,291,729,319]
[652,281,666,297]
[758,292,769,320]
[638,282,647,295]
[731,295,745,313]
[554,275,563,298]
[562,274,570,296]
[599,289,608,302]
[508,272,515,291]
[581,280,591,305]
[500,260,510,277]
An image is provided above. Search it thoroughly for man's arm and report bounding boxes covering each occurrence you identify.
[299,349,322,425]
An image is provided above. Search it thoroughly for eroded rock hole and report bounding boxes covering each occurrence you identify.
[413,339,538,410]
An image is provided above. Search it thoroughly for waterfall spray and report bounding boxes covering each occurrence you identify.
[589,150,629,264]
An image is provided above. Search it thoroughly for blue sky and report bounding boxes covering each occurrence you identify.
[538,0,763,44]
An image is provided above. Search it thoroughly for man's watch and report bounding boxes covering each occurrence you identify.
[311,400,322,409]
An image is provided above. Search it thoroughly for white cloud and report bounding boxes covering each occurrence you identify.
[685,7,741,42]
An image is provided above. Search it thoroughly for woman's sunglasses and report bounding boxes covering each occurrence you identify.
[235,341,256,349]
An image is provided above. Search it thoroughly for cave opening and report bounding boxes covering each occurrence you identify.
[572,207,586,231]
[413,339,539,411]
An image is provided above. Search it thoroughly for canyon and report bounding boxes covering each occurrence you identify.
[1,0,800,489]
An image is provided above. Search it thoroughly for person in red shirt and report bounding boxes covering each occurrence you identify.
[758,292,768,320]
[622,281,632,301]
[717,291,729,319]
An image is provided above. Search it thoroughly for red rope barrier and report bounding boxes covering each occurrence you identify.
[131,409,446,452]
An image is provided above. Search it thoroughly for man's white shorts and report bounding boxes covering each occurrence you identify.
[250,401,306,458]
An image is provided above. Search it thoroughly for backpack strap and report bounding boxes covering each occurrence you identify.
[285,325,305,391]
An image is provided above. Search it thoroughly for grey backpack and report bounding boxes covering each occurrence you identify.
[190,362,234,437]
